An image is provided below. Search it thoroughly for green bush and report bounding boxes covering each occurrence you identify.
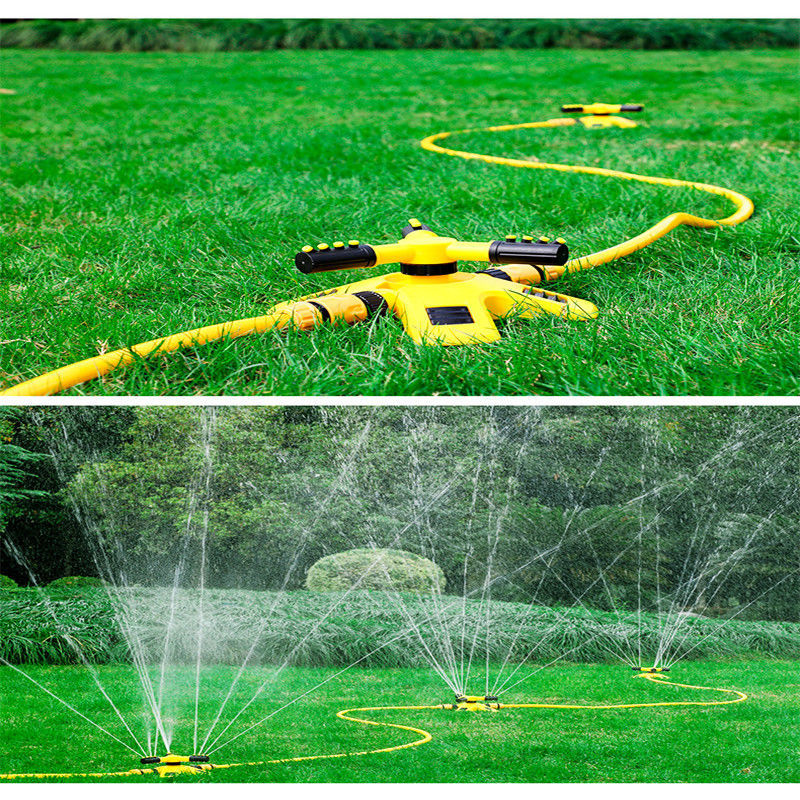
[0,575,19,589]
[47,576,105,589]
[306,548,446,594]
[1,19,797,52]
[2,587,799,667]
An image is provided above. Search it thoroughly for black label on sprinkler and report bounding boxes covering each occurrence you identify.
[426,306,474,325]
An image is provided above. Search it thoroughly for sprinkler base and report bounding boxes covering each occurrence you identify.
[444,695,501,711]
[633,667,670,674]
[139,754,213,777]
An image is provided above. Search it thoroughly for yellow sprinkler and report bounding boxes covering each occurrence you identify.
[561,102,644,128]
[443,694,502,711]
[137,754,213,778]
[273,218,597,346]
[632,666,670,674]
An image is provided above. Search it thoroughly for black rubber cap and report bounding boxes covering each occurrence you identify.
[489,240,568,266]
[295,244,377,274]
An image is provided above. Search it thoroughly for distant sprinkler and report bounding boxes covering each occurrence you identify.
[632,667,670,674]
[442,694,501,711]
[139,754,212,777]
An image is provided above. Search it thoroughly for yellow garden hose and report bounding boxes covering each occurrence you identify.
[0,313,289,397]
[0,110,754,396]
[208,705,437,773]
[420,117,753,276]
[0,705,437,780]
[499,672,748,710]
[0,674,746,780]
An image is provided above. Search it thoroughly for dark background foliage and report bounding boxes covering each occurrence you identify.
[1,19,798,52]
[1,406,798,621]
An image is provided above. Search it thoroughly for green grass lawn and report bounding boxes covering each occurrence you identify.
[1,660,798,781]
[1,48,798,395]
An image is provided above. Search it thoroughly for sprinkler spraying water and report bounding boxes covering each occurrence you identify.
[445,695,501,712]
[1,406,797,780]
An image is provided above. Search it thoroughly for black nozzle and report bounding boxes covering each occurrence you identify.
[561,104,642,114]
[295,244,377,275]
[455,694,499,702]
[489,240,568,267]
[140,757,160,764]
[189,755,210,763]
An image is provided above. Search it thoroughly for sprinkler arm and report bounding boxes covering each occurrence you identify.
[560,102,644,129]
[561,103,643,115]
[296,219,569,277]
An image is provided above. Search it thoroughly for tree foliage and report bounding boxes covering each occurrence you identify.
[3,406,798,621]
[0,408,48,536]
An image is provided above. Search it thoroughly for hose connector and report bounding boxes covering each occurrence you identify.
[286,291,389,330]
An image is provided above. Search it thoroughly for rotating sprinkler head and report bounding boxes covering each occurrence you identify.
[633,667,670,674]
[444,694,501,711]
[139,754,212,777]
[274,219,597,347]
[561,102,644,129]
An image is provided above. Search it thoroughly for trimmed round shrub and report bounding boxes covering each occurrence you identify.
[0,574,19,589]
[305,548,445,593]
[47,576,105,589]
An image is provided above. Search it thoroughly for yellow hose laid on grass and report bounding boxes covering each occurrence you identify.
[210,705,437,773]
[0,705,438,780]
[0,313,290,397]
[0,114,754,396]
[0,675,746,780]
[420,118,753,277]
[500,672,748,710]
